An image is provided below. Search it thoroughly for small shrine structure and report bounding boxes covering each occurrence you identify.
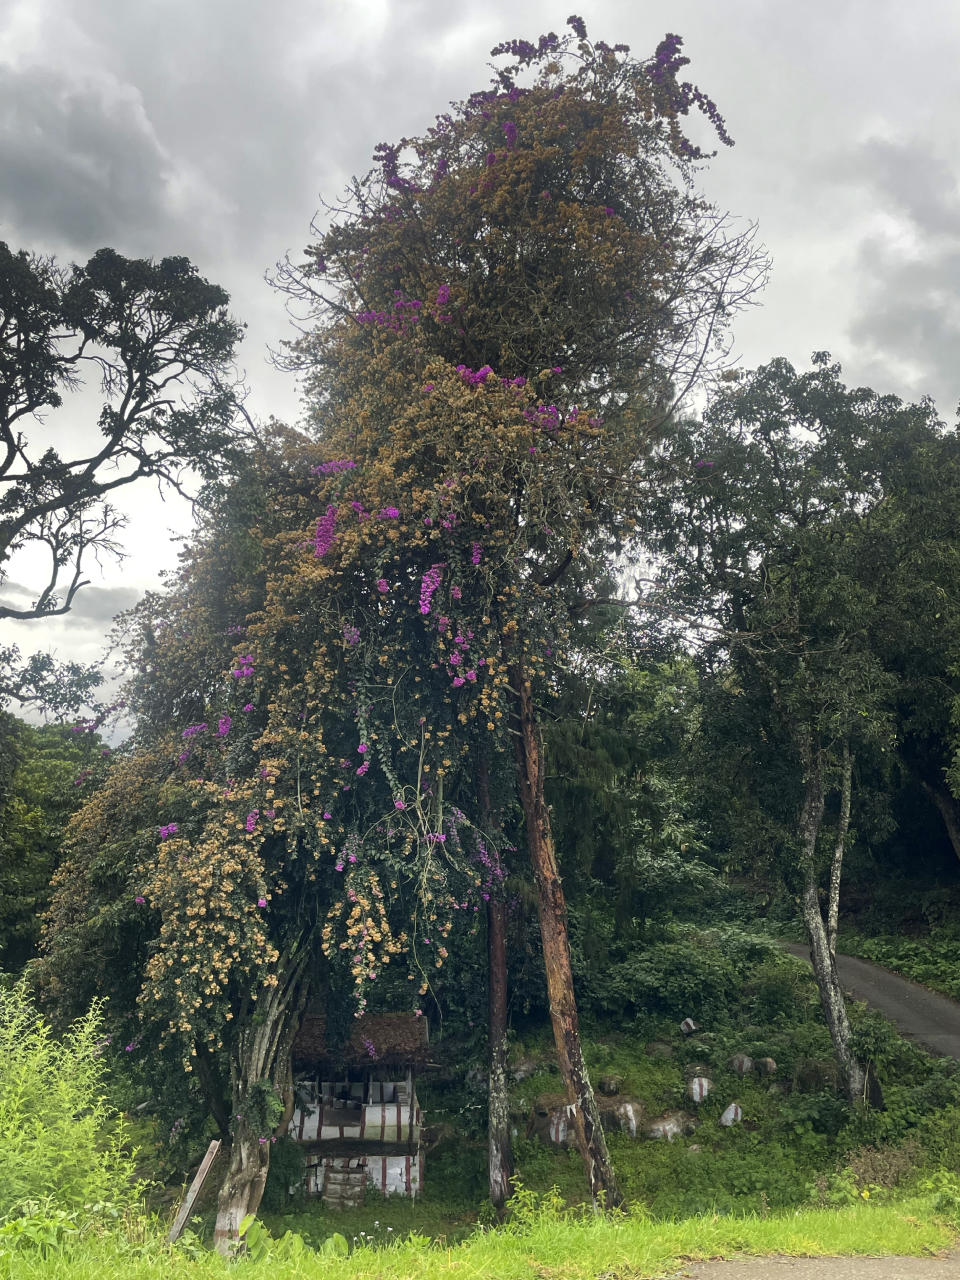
[288,1010,428,1208]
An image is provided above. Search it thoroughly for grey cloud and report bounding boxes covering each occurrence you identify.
[828,137,960,416]
[0,63,174,253]
[70,585,142,623]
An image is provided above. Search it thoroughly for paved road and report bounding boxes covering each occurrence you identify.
[664,945,960,1279]
[781,943,960,1058]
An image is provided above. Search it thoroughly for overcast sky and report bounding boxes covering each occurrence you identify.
[3,0,960,724]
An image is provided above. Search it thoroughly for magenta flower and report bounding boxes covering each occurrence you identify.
[257,897,267,908]
[323,811,332,820]
[135,895,146,905]
[379,507,400,519]
[216,715,232,737]
[394,799,405,810]
[376,578,389,593]
[314,504,338,557]
[312,458,356,475]
[246,811,259,833]
[503,120,517,146]
[471,542,482,565]
[419,564,444,615]
[243,703,254,712]
[358,743,368,753]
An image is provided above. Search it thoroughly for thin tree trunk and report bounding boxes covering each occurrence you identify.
[796,738,866,1106]
[921,779,960,864]
[478,758,513,1214]
[487,895,513,1213]
[827,740,853,962]
[509,660,623,1209]
[213,950,310,1255]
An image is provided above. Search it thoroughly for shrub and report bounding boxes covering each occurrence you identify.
[0,982,142,1217]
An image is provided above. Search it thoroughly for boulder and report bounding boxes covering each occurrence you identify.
[679,1017,699,1035]
[598,1073,624,1096]
[527,1095,575,1148]
[686,1076,712,1105]
[599,1096,644,1138]
[729,1053,754,1076]
[644,1040,675,1059]
[719,1102,743,1127]
[755,1057,777,1076]
[643,1110,698,1142]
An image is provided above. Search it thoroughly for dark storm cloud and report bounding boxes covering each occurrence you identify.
[832,138,960,415]
[0,63,174,253]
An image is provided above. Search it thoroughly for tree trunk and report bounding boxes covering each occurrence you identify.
[478,759,513,1214]
[213,951,310,1255]
[826,740,853,962]
[921,779,960,864]
[796,740,866,1106]
[487,896,513,1213]
[509,660,623,1209]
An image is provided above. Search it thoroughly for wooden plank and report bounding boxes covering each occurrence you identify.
[167,1139,222,1242]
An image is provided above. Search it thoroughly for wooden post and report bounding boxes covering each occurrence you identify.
[168,1139,222,1243]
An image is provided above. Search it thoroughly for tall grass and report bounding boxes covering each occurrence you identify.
[0,982,142,1217]
[1,1198,955,1280]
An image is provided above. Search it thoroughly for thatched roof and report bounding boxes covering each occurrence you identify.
[293,1010,430,1067]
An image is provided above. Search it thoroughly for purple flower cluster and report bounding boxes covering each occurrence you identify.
[312,458,356,475]
[457,364,493,386]
[503,120,517,147]
[245,810,259,833]
[159,823,178,840]
[216,715,232,737]
[343,624,361,647]
[376,578,389,593]
[314,505,338,558]
[471,542,483,566]
[379,506,400,519]
[647,33,733,152]
[419,564,444,615]
[231,655,255,678]
[524,403,561,432]
[182,722,207,739]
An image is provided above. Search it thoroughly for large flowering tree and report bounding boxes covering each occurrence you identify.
[41,16,765,1241]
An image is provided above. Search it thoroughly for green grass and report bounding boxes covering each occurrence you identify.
[0,1198,955,1279]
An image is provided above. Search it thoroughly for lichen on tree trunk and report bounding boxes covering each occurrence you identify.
[478,757,514,1214]
[509,660,623,1209]
[796,737,866,1107]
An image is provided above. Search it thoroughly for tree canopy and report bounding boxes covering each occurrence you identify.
[0,242,246,708]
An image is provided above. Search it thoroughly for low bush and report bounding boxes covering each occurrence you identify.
[0,983,143,1219]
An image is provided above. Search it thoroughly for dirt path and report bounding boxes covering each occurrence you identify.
[672,1252,960,1279]
[781,943,960,1058]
